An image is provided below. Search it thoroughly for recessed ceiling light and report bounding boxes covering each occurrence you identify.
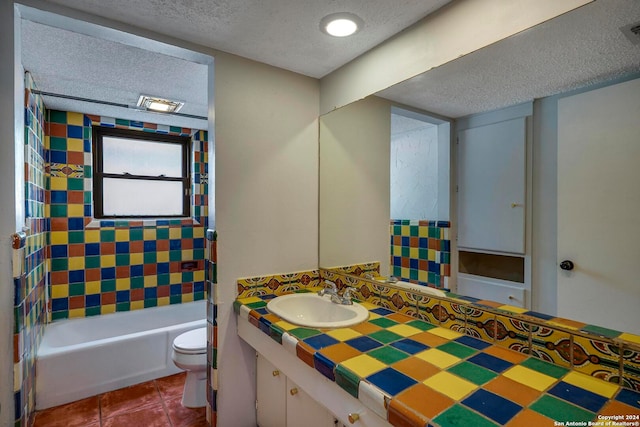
[320,13,363,37]
[137,95,184,113]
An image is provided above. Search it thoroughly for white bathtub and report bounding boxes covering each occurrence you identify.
[36,300,207,410]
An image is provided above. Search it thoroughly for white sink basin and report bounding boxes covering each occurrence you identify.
[266,293,369,329]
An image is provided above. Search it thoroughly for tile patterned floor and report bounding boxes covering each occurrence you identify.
[33,373,207,427]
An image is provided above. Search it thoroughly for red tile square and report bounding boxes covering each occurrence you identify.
[131,289,144,301]
[69,295,85,309]
[116,266,129,278]
[49,123,67,137]
[51,218,68,231]
[68,191,84,204]
[157,240,169,251]
[68,244,85,257]
[51,271,68,285]
[144,264,157,275]
[86,268,101,282]
[102,292,116,305]
[181,238,194,249]
[130,241,144,253]
[101,242,115,255]
[68,151,84,164]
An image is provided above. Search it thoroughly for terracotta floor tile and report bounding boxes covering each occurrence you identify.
[156,372,186,400]
[100,380,162,419]
[33,396,100,427]
[165,396,208,427]
[102,404,171,427]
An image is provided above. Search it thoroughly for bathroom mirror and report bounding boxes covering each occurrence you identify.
[318,1,640,335]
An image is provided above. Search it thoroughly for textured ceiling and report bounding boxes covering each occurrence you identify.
[39,0,452,79]
[378,0,640,118]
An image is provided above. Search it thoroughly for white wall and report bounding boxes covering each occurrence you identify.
[215,52,319,426]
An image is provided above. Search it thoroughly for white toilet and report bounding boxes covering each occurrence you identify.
[171,327,208,408]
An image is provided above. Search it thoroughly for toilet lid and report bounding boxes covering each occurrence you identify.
[173,327,207,353]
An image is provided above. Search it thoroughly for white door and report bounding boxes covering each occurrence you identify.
[557,78,640,334]
[256,353,286,427]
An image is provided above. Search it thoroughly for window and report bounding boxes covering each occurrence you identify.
[92,127,191,218]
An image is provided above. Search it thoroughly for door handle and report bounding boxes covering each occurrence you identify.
[560,260,574,271]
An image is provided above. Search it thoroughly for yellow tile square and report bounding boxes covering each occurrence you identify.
[563,371,618,398]
[360,302,379,310]
[418,270,428,282]
[325,328,362,341]
[423,371,477,401]
[158,297,170,306]
[401,267,410,278]
[170,272,182,284]
[157,251,169,263]
[144,275,157,287]
[85,230,100,243]
[50,177,67,190]
[340,355,386,378]
[274,320,298,331]
[409,248,418,258]
[68,205,84,217]
[131,301,144,310]
[101,255,115,267]
[51,284,68,298]
[503,366,557,391]
[386,324,422,337]
[68,256,85,270]
[497,305,528,314]
[428,249,436,261]
[67,138,84,152]
[143,228,156,240]
[130,253,143,264]
[194,270,205,282]
[181,249,193,260]
[619,332,640,345]
[86,281,100,294]
[428,327,463,340]
[115,229,130,241]
[193,227,205,238]
[182,294,194,302]
[169,227,181,239]
[100,305,116,315]
[50,231,68,245]
[392,246,401,256]
[415,348,460,369]
[69,308,85,318]
[66,112,84,125]
[367,312,381,320]
[116,278,131,290]
[419,227,429,237]
[401,225,410,236]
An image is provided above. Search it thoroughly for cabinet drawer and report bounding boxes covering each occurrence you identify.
[457,274,525,307]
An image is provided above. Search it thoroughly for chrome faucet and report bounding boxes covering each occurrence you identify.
[318,280,355,305]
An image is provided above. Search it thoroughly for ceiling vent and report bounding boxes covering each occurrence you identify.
[620,22,640,45]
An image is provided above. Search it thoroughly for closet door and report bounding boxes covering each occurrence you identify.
[457,118,526,254]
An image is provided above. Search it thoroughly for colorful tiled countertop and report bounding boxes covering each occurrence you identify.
[235,292,640,427]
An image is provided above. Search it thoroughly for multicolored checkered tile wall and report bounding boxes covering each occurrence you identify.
[46,110,208,320]
[14,72,49,427]
[390,219,451,288]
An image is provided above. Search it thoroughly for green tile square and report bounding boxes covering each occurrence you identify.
[49,110,67,124]
[438,342,478,359]
[418,248,428,260]
[182,271,194,282]
[369,317,399,329]
[170,295,182,304]
[581,324,621,339]
[393,266,402,277]
[115,118,129,126]
[100,229,115,242]
[101,280,116,292]
[169,126,182,134]
[410,269,418,280]
[116,254,130,266]
[51,258,68,272]
[401,247,410,257]
[441,252,450,264]
[131,276,144,289]
[83,127,91,141]
[193,249,204,259]
[181,227,194,238]
[169,250,182,261]
[270,324,285,344]
[428,227,439,238]
[157,274,170,286]
[530,395,594,423]
[144,299,158,308]
[51,311,68,321]
[84,166,92,179]
[369,329,403,344]
[156,227,170,239]
[246,300,267,310]
[86,307,101,317]
[143,252,157,264]
[335,364,360,398]
[130,228,143,241]
[434,404,498,427]
[116,302,131,312]
[67,178,84,191]
[68,231,85,244]
[84,191,92,204]
[393,225,401,235]
[288,328,321,340]
[50,205,68,218]
[521,357,569,378]
[368,346,409,364]
[447,362,497,385]
[410,225,419,237]
[49,137,67,151]
[85,256,100,269]
[406,319,436,331]
[69,283,85,296]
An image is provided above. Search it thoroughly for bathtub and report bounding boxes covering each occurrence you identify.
[36,300,207,410]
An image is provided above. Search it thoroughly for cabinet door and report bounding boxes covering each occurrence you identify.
[457,117,526,254]
[286,378,335,427]
[257,353,286,427]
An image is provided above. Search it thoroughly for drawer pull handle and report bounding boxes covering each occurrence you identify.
[508,295,515,300]
[272,370,280,376]
[348,413,360,423]
[511,203,523,208]
[290,388,298,396]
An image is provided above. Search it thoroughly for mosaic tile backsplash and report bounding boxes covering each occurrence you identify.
[46,111,208,320]
[235,266,640,427]
[390,220,451,288]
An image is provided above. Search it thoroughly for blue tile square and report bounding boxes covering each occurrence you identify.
[85,294,101,307]
[50,244,68,258]
[115,242,130,254]
[50,190,67,204]
[314,352,336,381]
[524,310,555,320]
[85,243,100,256]
[345,336,384,352]
[143,240,157,252]
[67,125,83,138]
[170,284,182,296]
[68,217,84,230]
[371,307,395,316]
[50,150,67,163]
[616,388,640,409]
[69,270,85,283]
[462,389,522,425]
[366,368,417,396]
[304,334,340,350]
[455,335,492,350]
[101,267,116,280]
[51,298,68,311]
[130,264,143,277]
[116,290,129,303]
[468,352,513,373]
[170,239,182,250]
[144,287,157,300]
[548,382,607,413]
[390,338,429,355]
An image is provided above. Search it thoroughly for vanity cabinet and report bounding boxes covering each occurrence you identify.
[257,353,335,427]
